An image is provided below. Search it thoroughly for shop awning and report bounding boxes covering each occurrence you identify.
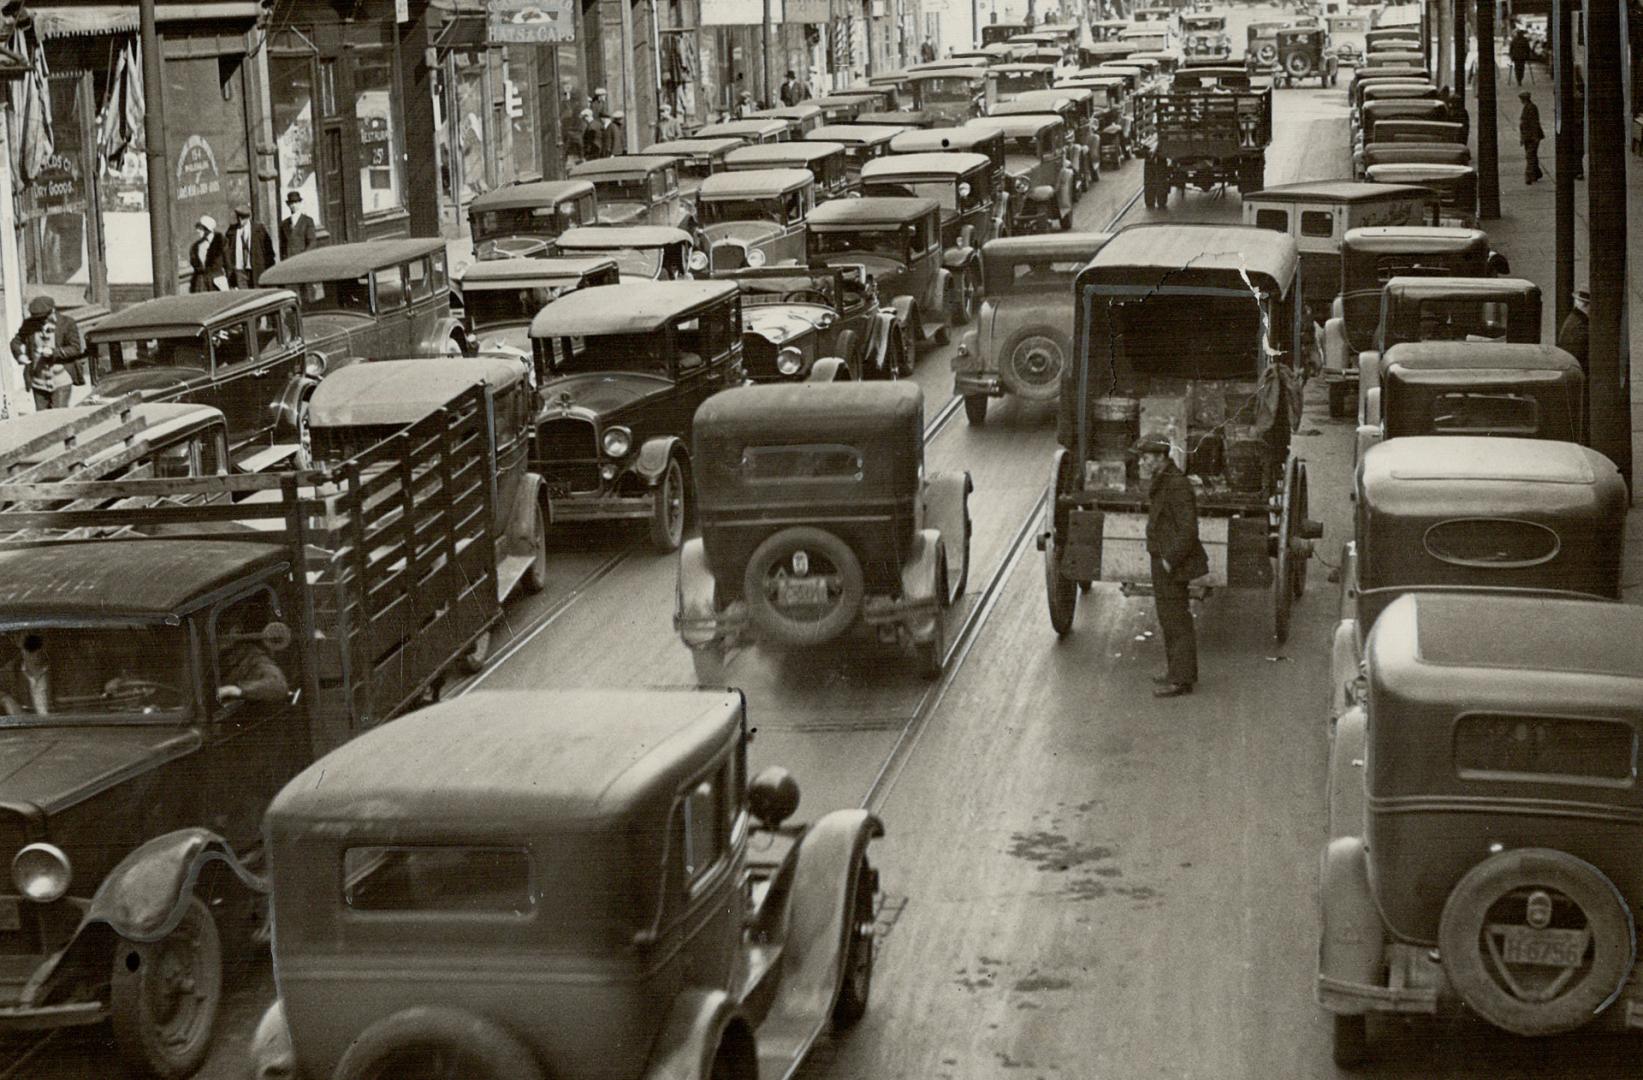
[33,3,261,40]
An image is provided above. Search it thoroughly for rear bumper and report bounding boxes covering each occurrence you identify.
[548,492,652,522]
[676,592,940,647]
[954,372,1002,398]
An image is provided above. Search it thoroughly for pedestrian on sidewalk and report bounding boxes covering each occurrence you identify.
[1137,437,1204,699]
[1519,91,1545,184]
[779,70,804,107]
[657,103,683,142]
[578,109,603,161]
[1557,287,1590,372]
[1568,81,1586,180]
[1509,29,1532,86]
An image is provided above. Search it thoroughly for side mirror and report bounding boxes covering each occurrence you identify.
[748,766,801,828]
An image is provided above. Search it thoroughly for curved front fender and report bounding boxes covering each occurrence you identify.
[865,310,895,373]
[85,827,268,944]
[636,436,685,483]
[941,245,973,273]
[640,987,748,1080]
[273,374,320,437]
[416,316,468,356]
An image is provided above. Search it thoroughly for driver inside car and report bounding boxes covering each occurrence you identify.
[216,604,290,705]
[0,633,51,715]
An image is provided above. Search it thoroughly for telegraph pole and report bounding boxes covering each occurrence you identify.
[1473,0,1500,219]
[1587,0,1633,486]
[1551,0,1575,332]
[140,0,175,294]
[1452,0,1465,98]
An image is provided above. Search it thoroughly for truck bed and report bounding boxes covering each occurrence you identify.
[1139,88,1273,159]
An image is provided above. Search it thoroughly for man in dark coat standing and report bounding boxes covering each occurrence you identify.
[225,204,276,288]
[1139,437,1201,697]
[1508,28,1532,86]
[1519,90,1544,184]
[1556,287,1589,373]
[279,191,316,260]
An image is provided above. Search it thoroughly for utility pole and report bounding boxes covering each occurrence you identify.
[1552,0,1575,332]
[763,0,774,107]
[1453,0,1465,96]
[1586,0,1633,487]
[619,0,639,152]
[140,0,175,295]
[1474,0,1500,219]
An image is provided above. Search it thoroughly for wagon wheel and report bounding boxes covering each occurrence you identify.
[1272,454,1304,643]
[1288,460,1310,601]
[1044,448,1080,636]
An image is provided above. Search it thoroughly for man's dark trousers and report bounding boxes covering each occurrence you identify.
[1151,557,1197,686]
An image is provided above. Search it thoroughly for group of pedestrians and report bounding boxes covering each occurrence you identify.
[186,192,317,294]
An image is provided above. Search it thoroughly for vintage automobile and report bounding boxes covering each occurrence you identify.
[1242,181,1438,329]
[643,135,744,206]
[805,90,889,122]
[1372,118,1466,145]
[1079,40,1139,67]
[1180,13,1232,63]
[1350,66,1432,111]
[1321,226,1509,416]
[807,197,958,365]
[1357,97,1449,146]
[1357,141,1471,181]
[809,123,902,179]
[982,19,1031,45]
[950,43,1022,65]
[1354,341,1584,463]
[0,398,232,487]
[724,263,909,382]
[248,687,884,1080]
[1137,73,1273,205]
[1327,13,1370,65]
[257,238,470,364]
[853,108,933,130]
[1056,73,1133,165]
[1119,26,1171,54]
[528,280,744,551]
[991,94,1099,191]
[1275,26,1337,86]
[905,66,993,127]
[553,225,701,283]
[964,114,1077,233]
[82,289,319,456]
[1320,592,1643,1067]
[1088,18,1130,44]
[696,168,813,273]
[457,256,620,361]
[953,232,1113,424]
[749,101,825,136]
[675,382,971,680]
[1246,19,1296,69]
[1041,224,1323,643]
[1365,162,1479,227]
[1364,48,1426,69]
[0,388,501,1078]
[694,117,792,145]
[859,151,996,320]
[1126,49,1184,79]
[989,61,1058,102]
[1364,26,1423,51]
[1357,80,1440,109]
[863,71,913,110]
[724,140,852,200]
[467,179,599,261]
[889,125,1008,197]
[307,356,550,603]
[568,155,685,227]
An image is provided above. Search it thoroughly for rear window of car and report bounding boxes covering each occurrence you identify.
[1422,517,1560,568]
[742,444,864,482]
[1455,714,1635,785]
[1300,210,1333,238]
[343,846,534,916]
[1253,208,1288,232]
[1430,391,1541,435]
[1005,259,1083,289]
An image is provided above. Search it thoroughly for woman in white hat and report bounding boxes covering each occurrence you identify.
[188,215,227,293]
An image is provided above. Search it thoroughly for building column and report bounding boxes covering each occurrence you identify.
[1588,0,1634,487]
[398,5,441,236]
[1474,0,1501,219]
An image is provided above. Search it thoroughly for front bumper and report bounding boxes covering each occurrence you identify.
[548,490,653,522]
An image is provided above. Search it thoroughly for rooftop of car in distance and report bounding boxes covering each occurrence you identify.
[890,127,1004,153]
[861,152,991,179]
[642,137,745,157]
[567,155,682,179]
[807,196,943,228]
[308,356,526,429]
[1083,223,1299,286]
[1244,180,1436,204]
[963,113,1062,136]
[87,290,296,340]
[530,280,740,338]
[554,225,696,249]
[1342,225,1488,252]
[1382,342,1581,375]
[698,168,815,198]
[259,238,450,286]
[466,180,596,213]
[808,124,904,145]
[457,256,620,288]
[724,142,846,167]
[0,540,289,619]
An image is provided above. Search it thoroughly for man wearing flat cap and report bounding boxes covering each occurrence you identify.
[10,295,84,411]
[225,204,276,288]
[1137,436,1204,697]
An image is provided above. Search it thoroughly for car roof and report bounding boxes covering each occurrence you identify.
[308,356,526,428]
[87,290,295,340]
[1084,223,1299,287]
[695,119,790,137]
[699,167,815,197]
[808,91,883,103]
[1370,592,1643,701]
[1342,225,1487,252]
[907,64,986,78]
[990,62,1057,73]
[0,540,289,621]
[808,196,941,227]
[809,123,903,144]
[555,225,694,249]
[989,100,1074,118]
[457,256,619,287]
[466,180,595,213]
[1362,435,1607,488]
[568,154,679,178]
[1383,342,1580,374]
[965,114,1060,136]
[259,239,448,286]
[725,142,843,166]
[862,152,990,179]
[890,127,1003,152]
[751,102,823,117]
[1245,181,1434,204]
[983,232,1114,262]
[1365,162,1476,181]
[1382,274,1538,299]
[695,380,923,441]
[531,280,739,337]
[267,689,743,830]
[643,136,744,156]
[1016,87,1092,103]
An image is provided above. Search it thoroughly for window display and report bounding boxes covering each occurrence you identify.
[271,54,324,229]
[165,55,251,276]
[21,77,89,288]
[353,37,405,216]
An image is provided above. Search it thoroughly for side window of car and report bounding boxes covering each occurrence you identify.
[211,322,252,370]
[785,190,804,225]
[281,305,302,343]
[254,312,281,354]
[374,266,407,309]
[681,762,729,886]
[210,585,297,712]
[407,257,433,302]
[1253,208,1289,233]
[430,250,449,292]
[1300,210,1334,238]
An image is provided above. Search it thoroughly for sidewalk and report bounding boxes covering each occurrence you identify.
[1467,55,1643,601]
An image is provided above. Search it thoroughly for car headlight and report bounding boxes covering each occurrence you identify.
[1014,176,1030,194]
[688,250,709,272]
[13,843,70,903]
[746,248,768,268]
[776,346,805,376]
[601,426,633,458]
[815,312,836,329]
[303,353,326,379]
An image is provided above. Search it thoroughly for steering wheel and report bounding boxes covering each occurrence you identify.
[782,289,833,306]
[102,677,185,705]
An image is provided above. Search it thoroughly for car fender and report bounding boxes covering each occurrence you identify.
[636,436,684,484]
[1329,615,1362,722]
[922,471,972,604]
[1320,317,1348,375]
[273,373,321,437]
[675,538,718,645]
[250,999,295,1080]
[416,315,469,356]
[639,987,755,1080]
[865,310,896,373]
[888,295,917,335]
[932,268,952,325]
[505,471,547,548]
[1318,832,1383,1006]
[745,809,884,1039]
[1056,166,1075,214]
[899,529,946,614]
[807,357,849,382]
[941,245,973,273]
[1357,350,1382,396]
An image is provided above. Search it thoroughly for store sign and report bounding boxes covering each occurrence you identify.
[175,134,223,202]
[787,0,829,21]
[701,0,765,25]
[489,0,575,43]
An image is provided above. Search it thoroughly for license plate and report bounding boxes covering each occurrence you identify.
[0,899,18,932]
[777,578,828,607]
[1493,925,1589,967]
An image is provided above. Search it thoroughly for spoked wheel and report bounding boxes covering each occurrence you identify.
[1043,449,1080,637]
[111,896,223,1079]
[953,267,979,325]
[1272,454,1314,643]
[649,456,687,553]
[894,323,917,378]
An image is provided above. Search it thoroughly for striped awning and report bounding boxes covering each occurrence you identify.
[32,3,260,40]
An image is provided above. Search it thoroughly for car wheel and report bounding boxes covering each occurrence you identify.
[742,526,865,647]
[1044,534,1078,636]
[1332,1014,1368,1069]
[999,326,1071,402]
[1256,43,1277,65]
[332,1007,545,1080]
[649,456,687,553]
[954,267,980,325]
[897,319,918,376]
[690,642,727,686]
[833,856,877,1028]
[523,500,550,595]
[916,588,946,679]
[963,394,989,426]
[458,628,492,674]
[1327,381,1350,419]
[110,896,223,1080]
[1286,52,1315,80]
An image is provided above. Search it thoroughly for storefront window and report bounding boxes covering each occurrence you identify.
[165,54,252,277]
[270,54,324,229]
[353,38,405,216]
[494,46,541,184]
[454,49,488,201]
[21,77,89,287]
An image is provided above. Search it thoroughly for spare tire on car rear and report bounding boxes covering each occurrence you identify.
[332,1006,544,1080]
[999,326,1071,402]
[743,526,866,647]
[1438,848,1635,1037]
[1285,52,1315,78]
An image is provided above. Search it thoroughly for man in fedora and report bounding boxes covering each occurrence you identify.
[225,203,276,288]
[1137,436,1204,697]
[280,191,316,260]
[1518,90,1544,184]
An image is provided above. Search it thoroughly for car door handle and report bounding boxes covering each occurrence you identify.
[251,368,273,378]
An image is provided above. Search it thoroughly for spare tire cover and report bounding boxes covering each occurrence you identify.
[1438,848,1635,1036]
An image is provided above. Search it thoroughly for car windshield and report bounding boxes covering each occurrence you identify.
[917,76,979,102]
[593,178,652,206]
[472,207,561,241]
[303,277,373,314]
[995,73,1043,95]
[737,273,841,307]
[811,227,907,262]
[1098,294,1265,381]
[542,333,671,376]
[700,198,784,225]
[93,334,211,378]
[567,246,663,278]
[0,625,192,724]
[465,286,561,328]
[1001,134,1045,158]
[866,179,961,212]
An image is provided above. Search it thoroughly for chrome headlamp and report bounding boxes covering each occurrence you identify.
[13,843,71,903]
[601,426,633,458]
[776,346,805,376]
